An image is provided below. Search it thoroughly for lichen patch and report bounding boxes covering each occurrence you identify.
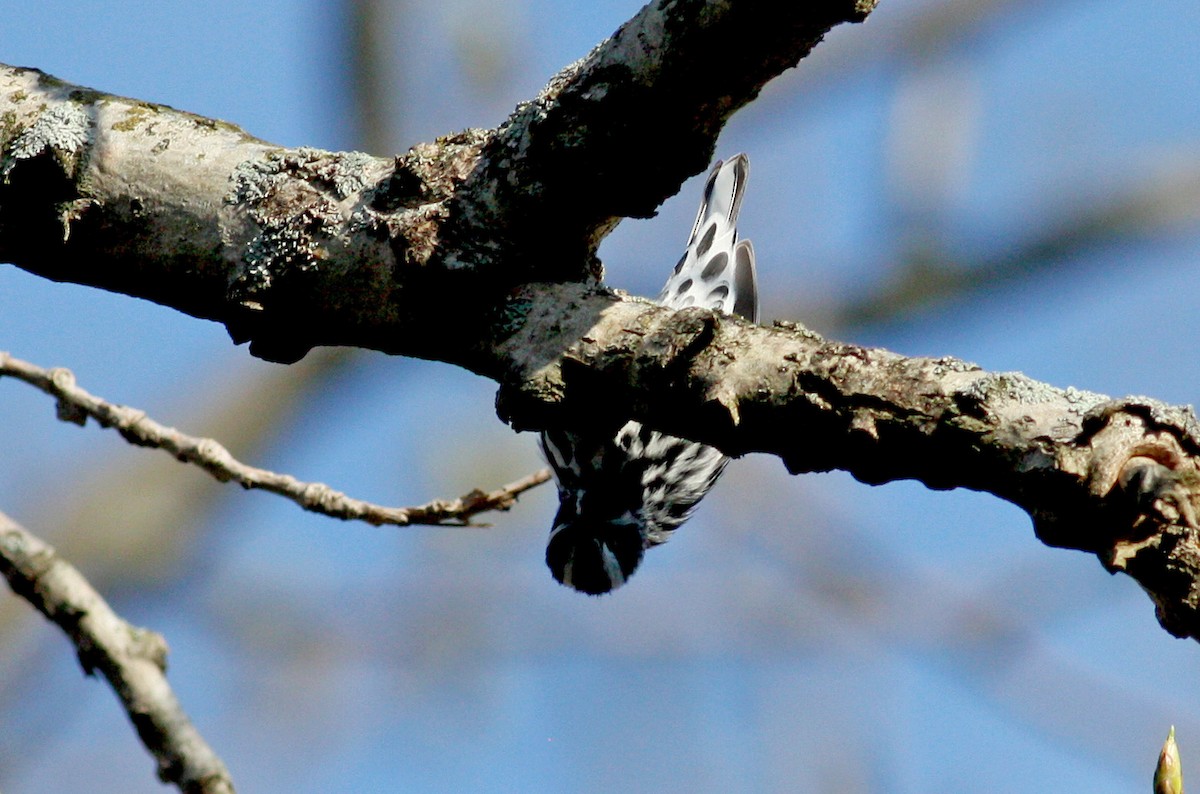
[2,102,91,178]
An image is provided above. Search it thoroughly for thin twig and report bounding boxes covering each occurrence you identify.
[0,351,550,527]
[0,510,235,793]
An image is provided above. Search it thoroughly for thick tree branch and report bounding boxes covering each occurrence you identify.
[449,0,879,275]
[5,0,1200,643]
[0,0,875,364]
[489,283,1200,641]
[0,511,234,793]
[0,352,549,526]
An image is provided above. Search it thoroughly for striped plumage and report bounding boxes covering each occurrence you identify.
[540,154,759,595]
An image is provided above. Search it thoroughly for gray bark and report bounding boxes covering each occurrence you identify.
[0,511,234,793]
[6,0,1200,644]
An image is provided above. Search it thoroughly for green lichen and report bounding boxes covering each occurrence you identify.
[35,71,68,91]
[227,148,356,300]
[493,297,533,338]
[68,88,104,105]
[188,113,245,135]
[960,372,1049,405]
[0,111,19,149]
[110,103,160,133]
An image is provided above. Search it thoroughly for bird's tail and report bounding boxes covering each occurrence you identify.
[658,154,759,322]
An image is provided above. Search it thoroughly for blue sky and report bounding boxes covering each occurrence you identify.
[4,1,1200,791]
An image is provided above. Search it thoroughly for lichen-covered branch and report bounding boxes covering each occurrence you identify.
[489,282,1200,641]
[0,0,876,364]
[0,511,234,793]
[4,0,1200,644]
[0,352,550,526]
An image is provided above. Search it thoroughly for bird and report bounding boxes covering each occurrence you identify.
[539,154,759,595]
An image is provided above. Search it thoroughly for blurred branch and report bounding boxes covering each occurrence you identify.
[779,0,1043,91]
[0,510,233,794]
[833,154,1200,327]
[749,485,1200,779]
[774,0,1200,332]
[0,347,362,782]
[0,352,549,527]
[345,0,402,155]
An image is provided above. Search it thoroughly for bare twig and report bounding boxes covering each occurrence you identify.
[0,510,234,793]
[0,351,550,527]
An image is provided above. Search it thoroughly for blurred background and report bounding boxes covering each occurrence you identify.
[3,0,1200,791]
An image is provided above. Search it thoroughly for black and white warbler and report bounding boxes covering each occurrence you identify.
[540,154,759,594]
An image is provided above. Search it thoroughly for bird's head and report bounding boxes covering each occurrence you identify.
[545,511,646,595]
